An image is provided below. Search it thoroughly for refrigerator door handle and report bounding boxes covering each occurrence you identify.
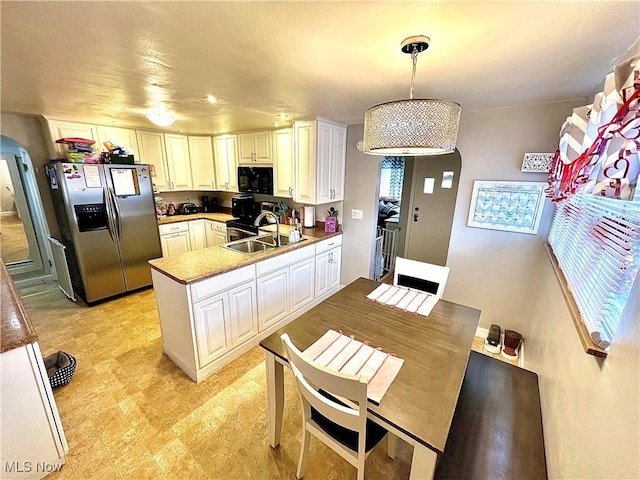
[103,187,116,242]
[108,188,122,239]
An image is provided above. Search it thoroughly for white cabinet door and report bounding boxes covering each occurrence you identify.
[189,136,215,190]
[96,126,139,158]
[205,220,217,247]
[228,282,258,345]
[273,128,294,198]
[205,221,227,247]
[327,247,342,290]
[137,130,170,191]
[290,257,315,311]
[46,119,98,157]
[214,231,227,245]
[160,232,191,257]
[256,269,288,331]
[238,131,272,164]
[316,120,334,204]
[164,134,193,190]
[188,220,206,251]
[213,135,239,191]
[254,131,272,163]
[331,124,347,201]
[193,293,230,366]
[293,121,315,204]
[238,133,255,163]
[314,249,331,298]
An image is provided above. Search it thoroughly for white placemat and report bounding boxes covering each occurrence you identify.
[367,284,439,317]
[303,329,404,404]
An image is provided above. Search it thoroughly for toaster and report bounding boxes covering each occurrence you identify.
[180,203,198,215]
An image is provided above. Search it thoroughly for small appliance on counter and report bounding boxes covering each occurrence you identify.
[180,202,198,215]
[201,195,217,212]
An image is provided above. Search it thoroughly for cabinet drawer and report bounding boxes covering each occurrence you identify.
[190,265,255,302]
[315,235,342,254]
[159,222,189,235]
[256,244,315,277]
[212,222,226,233]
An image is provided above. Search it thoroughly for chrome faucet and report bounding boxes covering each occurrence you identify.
[254,211,281,246]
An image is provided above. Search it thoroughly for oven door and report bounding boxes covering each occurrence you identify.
[226,226,257,243]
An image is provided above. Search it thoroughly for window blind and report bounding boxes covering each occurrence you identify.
[548,193,640,349]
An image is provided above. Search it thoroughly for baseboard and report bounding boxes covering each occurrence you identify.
[475,326,525,368]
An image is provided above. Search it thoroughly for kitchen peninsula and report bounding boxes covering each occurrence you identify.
[149,226,342,382]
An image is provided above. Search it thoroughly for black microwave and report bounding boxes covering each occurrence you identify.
[238,166,273,195]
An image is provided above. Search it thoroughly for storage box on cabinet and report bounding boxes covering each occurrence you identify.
[191,264,256,302]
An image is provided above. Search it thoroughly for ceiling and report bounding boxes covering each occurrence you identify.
[1,1,639,135]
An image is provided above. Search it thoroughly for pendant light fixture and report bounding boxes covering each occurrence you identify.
[363,36,461,156]
[145,111,177,127]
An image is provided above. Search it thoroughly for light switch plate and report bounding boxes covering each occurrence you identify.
[351,209,364,220]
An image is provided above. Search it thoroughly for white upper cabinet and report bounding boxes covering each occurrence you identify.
[213,134,239,192]
[44,119,99,157]
[272,128,294,198]
[96,126,139,158]
[188,136,216,191]
[164,134,193,191]
[136,130,170,191]
[293,117,347,205]
[238,131,272,164]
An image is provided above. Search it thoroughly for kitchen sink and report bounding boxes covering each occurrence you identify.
[255,234,307,247]
[222,239,276,254]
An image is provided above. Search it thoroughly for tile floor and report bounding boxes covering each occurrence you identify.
[19,283,516,479]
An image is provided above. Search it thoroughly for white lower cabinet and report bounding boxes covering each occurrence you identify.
[159,222,191,257]
[193,281,257,366]
[205,220,227,246]
[315,236,343,297]
[188,219,206,251]
[256,244,315,332]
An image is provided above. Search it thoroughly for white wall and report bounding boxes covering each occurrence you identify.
[527,252,640,479]
[445,100,584,332]
[341,124,382,284]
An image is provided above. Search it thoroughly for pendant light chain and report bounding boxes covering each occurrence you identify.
[409,47,419,100]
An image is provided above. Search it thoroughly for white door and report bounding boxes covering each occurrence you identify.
[238,133,255,163]
[205,221,217,247]
[137,130,169,191]
[273,129,293,198]
[254,131,272,163]
[189,220,206,251]
[316,121,333,203]
[314,250,330,298]
[193,293,230,366]
[189,136,215,190]
[160,232,191,257]
[228,282,258,345]
[331,125,347,201]
[164,134,192,190]
[327,248,342,290]
[96,126,139,158]
[293,121,315,203]
[213,135,238,191]
[256,269,288,331]
[290,257,315,311]
[47,120,98,156]
[214,231,227,246]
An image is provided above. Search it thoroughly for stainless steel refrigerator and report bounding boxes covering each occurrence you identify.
[47,162,162,303]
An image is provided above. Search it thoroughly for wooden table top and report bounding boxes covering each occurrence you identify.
[260,277,481,454]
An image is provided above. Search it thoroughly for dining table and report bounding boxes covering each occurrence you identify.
[259,277,481,480]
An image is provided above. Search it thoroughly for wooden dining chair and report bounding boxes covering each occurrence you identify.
[393,256,451,298]
[281,333,389,480]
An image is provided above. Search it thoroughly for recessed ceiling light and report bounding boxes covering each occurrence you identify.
[146,111,177,127]
[113,120,121,125]
[273,122,280,127]
[277,113,289,120]
[205,95,218,104]
[179,130,184,133]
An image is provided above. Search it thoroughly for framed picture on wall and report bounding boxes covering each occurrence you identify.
[467,181,547,234]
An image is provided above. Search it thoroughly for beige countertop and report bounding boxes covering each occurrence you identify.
[149,228,342,285]
[157,212,234,225]
[1,263,38,353]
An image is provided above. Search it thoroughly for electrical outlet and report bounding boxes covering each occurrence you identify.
[351,209,364,220]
